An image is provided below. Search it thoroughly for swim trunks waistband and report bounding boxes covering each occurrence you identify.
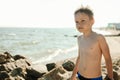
[77,72,102,80]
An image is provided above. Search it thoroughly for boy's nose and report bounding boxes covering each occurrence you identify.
[77,26,82,30]
[77,24,82,28]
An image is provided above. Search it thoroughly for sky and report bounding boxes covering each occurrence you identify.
[0,0,120,28]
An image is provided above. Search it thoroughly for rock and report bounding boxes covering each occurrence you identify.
[113,58,120,67]
[4,52,14,62]
[0,52,14,64]
[113,71,119,80]
[0,71,10,79]
[0,64,8,71]
[104,71,119,80]
[13,55,26,60]
[38,66,71,80]
[46,63,56,71]
[116,59,120,67]
[12,76,25,80]
[32,64,48,73]
[10,67,23,77]
[0,54,7,64]
[26,67,45,79]
[73,35,78,37]
[118,75,120,80]
[25,59,31,66]
[113,65,119,71]
[1,52,120,80]
[62,60,75,71]
[0,52,32,80]
[6,62,16,71]
[15,59,30,69]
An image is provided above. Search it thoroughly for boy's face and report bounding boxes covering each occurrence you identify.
[75,12,94,33]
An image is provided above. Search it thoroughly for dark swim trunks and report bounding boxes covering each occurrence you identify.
[77,72,102,80]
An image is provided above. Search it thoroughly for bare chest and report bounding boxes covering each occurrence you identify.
[78,36,99,53]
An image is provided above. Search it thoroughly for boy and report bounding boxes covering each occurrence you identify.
[71,7,114,80]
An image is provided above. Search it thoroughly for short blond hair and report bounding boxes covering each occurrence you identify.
[74,7,94,19]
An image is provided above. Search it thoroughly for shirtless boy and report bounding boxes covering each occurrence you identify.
[71,7,114,80]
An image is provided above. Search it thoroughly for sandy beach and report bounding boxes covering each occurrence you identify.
[103,30,120,61]
[106,36,120,58]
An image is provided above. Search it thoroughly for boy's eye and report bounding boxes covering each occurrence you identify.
[81,20,85,22]
[75,21,79,24]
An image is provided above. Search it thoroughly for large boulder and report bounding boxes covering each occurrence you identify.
[38,66,72,80]
[0,52,32,80]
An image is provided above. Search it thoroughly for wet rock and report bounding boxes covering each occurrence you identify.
[46,63,57,71]
[62,60,75,71]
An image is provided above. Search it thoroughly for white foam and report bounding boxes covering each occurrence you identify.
[32,46,78,64]
[8,33,16,36]
[32,49,62,64]
[64,45,77,54]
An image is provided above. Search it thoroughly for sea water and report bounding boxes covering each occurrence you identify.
[0,27,111,64]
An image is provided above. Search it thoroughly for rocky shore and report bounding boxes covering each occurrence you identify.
[0,52,120,80]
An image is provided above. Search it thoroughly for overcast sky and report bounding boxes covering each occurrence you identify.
[0,0,120,28]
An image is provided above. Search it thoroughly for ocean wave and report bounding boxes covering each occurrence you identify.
[32,49,62,64]
[8,33,16,36]
[32,46,77,64]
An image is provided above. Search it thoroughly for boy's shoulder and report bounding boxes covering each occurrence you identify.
[95,32,106,41]
[77,32,105,40]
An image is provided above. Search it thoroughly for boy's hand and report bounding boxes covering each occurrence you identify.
[70,76,77,80]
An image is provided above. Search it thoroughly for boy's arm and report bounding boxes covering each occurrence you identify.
[71,36,80,80]
[71,55,80,80]
[98,35,114,80]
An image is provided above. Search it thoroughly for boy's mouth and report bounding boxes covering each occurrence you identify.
[79,28,84,29]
